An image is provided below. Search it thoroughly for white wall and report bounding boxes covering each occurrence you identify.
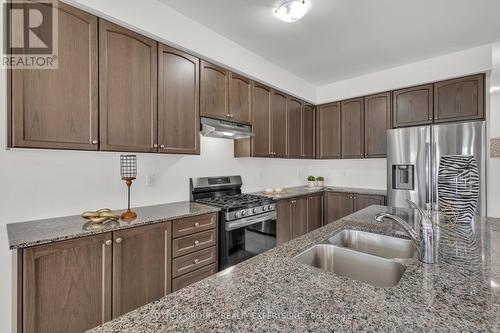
[488,42,500,217]
[317,44,492,103]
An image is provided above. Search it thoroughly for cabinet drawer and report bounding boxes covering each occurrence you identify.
[172,213,217,238]
[172,246,216,278]
[172,229,216,258]
[172,263,217,292]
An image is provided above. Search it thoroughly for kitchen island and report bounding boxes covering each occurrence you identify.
[90,205,500,332]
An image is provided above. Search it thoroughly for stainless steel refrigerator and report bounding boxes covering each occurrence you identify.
[387,121,486,216]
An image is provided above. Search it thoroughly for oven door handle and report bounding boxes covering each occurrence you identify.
[225,212,277,231]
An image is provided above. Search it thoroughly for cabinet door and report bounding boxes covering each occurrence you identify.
[229,73,252,124]
[393,84,433,128]
[271,91,288,157]
[364,92,391,158]
[276,200,292,245]
[112,222,171,318]
[324,192,354,224]
[302,104,315,159]
[317,102,341,159]
[354,194,385,211]
[341,97,364,158]
[99,20,157,152]
[291,197,308,239]
[287,97,303,158]
[11,3,98,150]
[200,60,229,120]
[252,82,272,157]
[434,74,484,122]
[23,234,112,333]
[158,44,199,154]
[307,194,323,232]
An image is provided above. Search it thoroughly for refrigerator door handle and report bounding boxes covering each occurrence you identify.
[425,140,432,210]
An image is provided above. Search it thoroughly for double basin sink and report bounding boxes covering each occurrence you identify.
[295,230,415,287]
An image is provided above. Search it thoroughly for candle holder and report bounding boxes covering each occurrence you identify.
[120,155,137,221]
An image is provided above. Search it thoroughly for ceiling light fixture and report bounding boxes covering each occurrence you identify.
[274,0,310,23]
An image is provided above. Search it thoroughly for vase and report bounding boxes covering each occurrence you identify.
[308,181,316,187]
[437,155,479,224]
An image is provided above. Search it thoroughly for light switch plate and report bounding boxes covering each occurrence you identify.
[491,138,500,158]
[146,174,156,187]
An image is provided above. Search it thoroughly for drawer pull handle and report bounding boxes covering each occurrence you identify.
[105,240,112,246]
[116,237,122,244]
[194,222,200,227]
[194,258,199,264]
[194,240,200,246]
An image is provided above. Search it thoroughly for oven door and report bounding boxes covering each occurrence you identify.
[220,211,277,270]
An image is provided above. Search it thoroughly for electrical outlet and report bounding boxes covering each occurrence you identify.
[146,174,155,187]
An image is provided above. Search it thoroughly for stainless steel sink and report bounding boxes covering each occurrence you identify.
[328,229,415,259]
[295,244,406,288]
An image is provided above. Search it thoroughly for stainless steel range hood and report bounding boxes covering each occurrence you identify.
[200,117,254,139]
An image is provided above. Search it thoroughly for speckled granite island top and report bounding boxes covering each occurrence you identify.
[254,185,387,200]
[7,202,219,249]
[90,205,500,332]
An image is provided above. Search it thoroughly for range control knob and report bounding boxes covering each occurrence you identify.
[253,208,258,213]
[268,205,273,211]
[241,210,247,217]
[263,206,268,211]
[234,212,240,218]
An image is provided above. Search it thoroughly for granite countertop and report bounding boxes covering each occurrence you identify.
[254,185,387,200]
[90,205,500,332]
[6,202,219,249]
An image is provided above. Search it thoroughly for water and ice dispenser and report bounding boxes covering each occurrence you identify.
[392,165,414,190]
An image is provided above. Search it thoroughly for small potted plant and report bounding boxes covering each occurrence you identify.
[307,176,316,187]
[316,176,324,187]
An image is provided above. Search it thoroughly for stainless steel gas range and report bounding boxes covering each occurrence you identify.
[190,176,276,270]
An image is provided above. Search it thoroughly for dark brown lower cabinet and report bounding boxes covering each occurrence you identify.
[276,200,292,245]
[22,234,112,333]
[112,222,171,318]
[325,192,386,224]
[354,194,385,211]
[18,213,218,332]
[325,192,354,224]
[291,197,308,239]
[307,194,323,232]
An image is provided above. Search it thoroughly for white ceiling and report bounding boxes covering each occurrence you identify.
[158,0,500,85]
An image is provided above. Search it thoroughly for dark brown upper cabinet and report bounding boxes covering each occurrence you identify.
[302,104,316,159]
[393,84,433,128]
[271,91,288,158]
[434,74,484,122]
[341,97,364,158]
[200,60,229,121]
[99,20,157,152]
[11,3,98,150]
[287,97,303,158]
[157,44,200,155]
[22,233,112,333]
[364,92,391,158]
[228,73,252,124]
[251,82,272,157]
[112,222,171,318]
[317,102,341,159]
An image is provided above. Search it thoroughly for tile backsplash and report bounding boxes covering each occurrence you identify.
[491,138,500,158]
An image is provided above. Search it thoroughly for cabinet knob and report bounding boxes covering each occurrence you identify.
[194,258,199,264]
[194,240,200,246]
[194,222,200,227]
[160,144,165,149]
[105,240,112,246]
[153,143,158,148]
[91,139,98,145]
[115,237,122,244]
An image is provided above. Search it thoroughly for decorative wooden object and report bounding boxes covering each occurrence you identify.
[120,155,137,221]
